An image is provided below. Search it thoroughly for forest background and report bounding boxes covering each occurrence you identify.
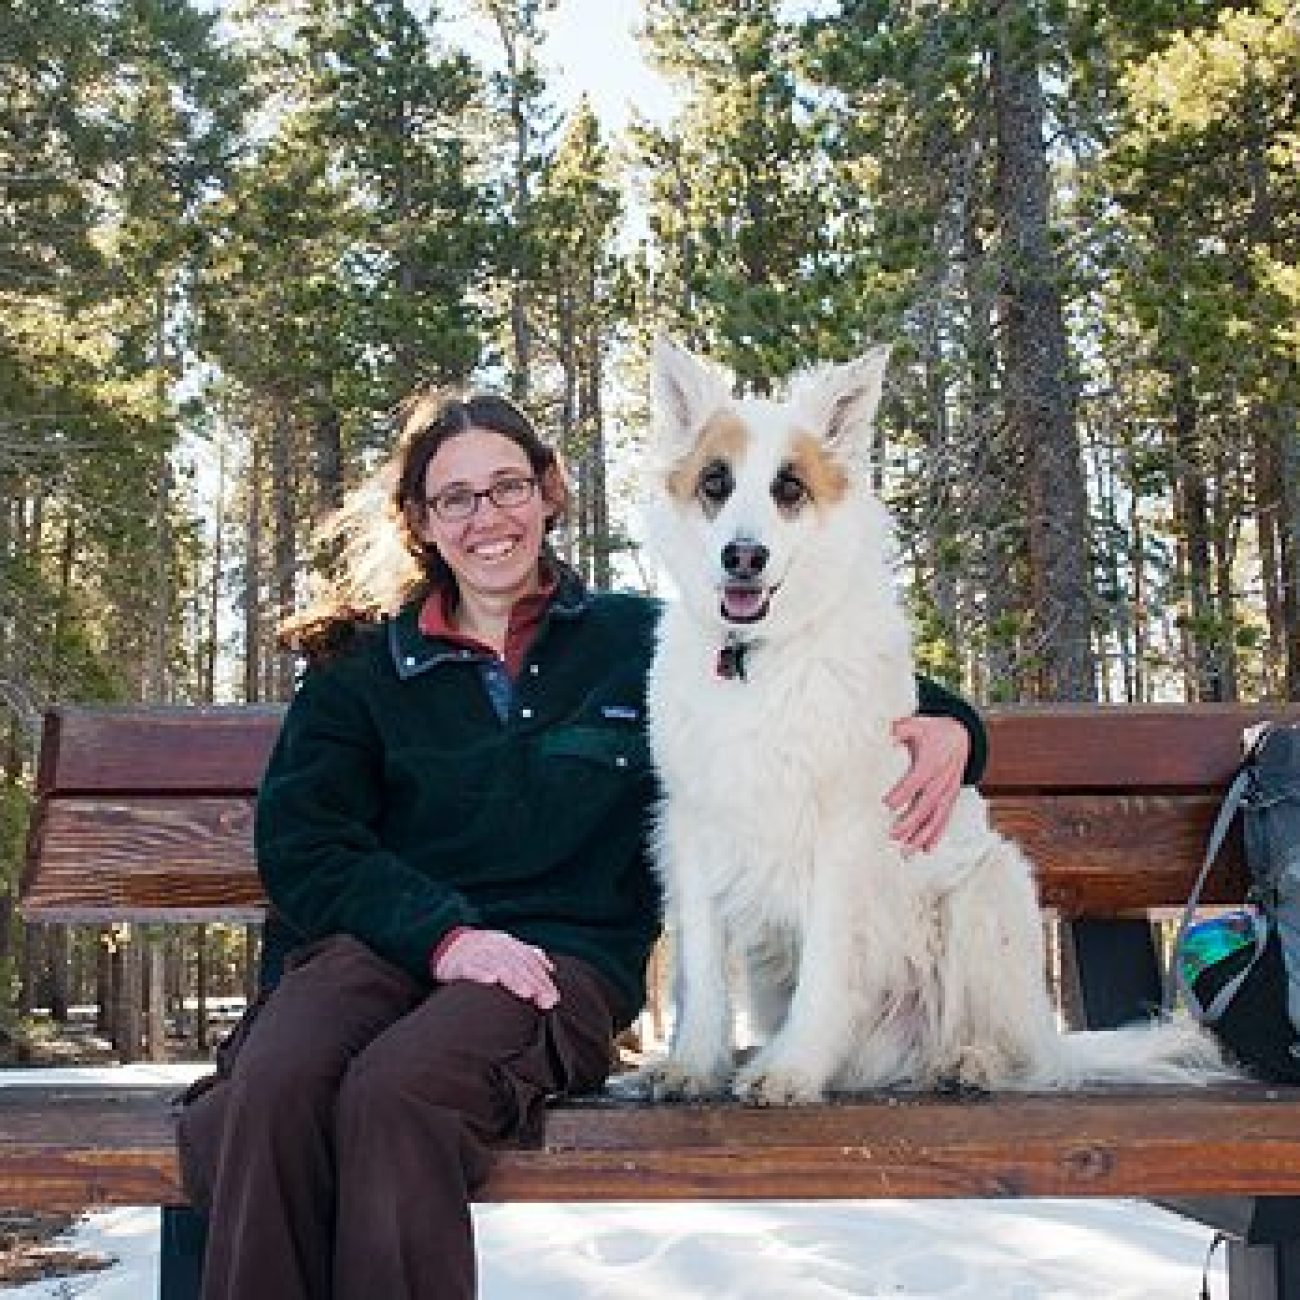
[1,0,1296,1057]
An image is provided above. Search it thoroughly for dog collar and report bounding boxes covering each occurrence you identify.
[716,638,751,681]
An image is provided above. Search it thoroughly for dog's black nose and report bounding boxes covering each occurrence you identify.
[722,540,769,578]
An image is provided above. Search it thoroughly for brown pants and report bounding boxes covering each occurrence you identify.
[176,933,618,1300]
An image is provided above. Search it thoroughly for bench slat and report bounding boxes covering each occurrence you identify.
[982,704,1300,792]
[35,704,1300,799]
[21,798,264,923]
[19,793,1245,922]
[994,793,1246,913]
[37,707,284,796]
[3,1085,1300,1210]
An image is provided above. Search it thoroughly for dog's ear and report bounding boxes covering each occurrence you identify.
[797,345,892,454]
[651,337,729,453]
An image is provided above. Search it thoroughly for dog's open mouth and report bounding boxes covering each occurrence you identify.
[720,582,773,623]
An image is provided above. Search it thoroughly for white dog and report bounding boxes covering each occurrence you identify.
[640,338,1227,1104]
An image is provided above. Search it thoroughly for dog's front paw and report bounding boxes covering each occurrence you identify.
[640,1053,734,1101]
[732,1054,827,1106]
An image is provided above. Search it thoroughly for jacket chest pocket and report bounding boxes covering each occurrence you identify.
[539,724,651,775]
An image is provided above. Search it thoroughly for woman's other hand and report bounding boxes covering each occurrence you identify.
[433,929,559,1010]
[885,715,970,854]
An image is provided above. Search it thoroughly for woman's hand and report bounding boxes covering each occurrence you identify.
[885,715,970,854]
[433,929,559,1010]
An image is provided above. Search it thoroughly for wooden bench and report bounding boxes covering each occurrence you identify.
[9,702,1300,1298]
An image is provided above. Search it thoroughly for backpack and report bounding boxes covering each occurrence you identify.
[1170,721,1300,1083]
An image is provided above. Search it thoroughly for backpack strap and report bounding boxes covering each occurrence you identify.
[1167,764,1268,1020]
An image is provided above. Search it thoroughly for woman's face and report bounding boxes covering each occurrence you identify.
[417,428,553,605]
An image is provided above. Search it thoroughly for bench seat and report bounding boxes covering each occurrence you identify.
[4,1082,1300,1212]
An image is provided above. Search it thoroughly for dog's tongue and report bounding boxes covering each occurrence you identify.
[722,584,767,620]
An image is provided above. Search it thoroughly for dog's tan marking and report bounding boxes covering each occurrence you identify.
[788,431,849,509]
[666,410,749,503]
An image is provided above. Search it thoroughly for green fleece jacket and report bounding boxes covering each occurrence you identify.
[255,571,986,1023]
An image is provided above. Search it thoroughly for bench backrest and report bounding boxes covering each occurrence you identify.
[20,702,1300,923]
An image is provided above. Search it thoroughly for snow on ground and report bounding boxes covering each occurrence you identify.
[0,1199,1227,1299]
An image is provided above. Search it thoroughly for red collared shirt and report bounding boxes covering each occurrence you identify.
[416,570,559,680]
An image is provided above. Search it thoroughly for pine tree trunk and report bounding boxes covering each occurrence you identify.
[195,923,209,1053]
[962,199,1015,700]
[69,932,86,1011]
[1171,361,1220,701]
[1281,424,1300,699]
[0,725,21,988]
[991,0,1094,702]
[314,407,344,517]
[558,291,580,573]
[1256,422,1286,695]
[1212,448,1240,702]
[17,923,40,1017]
[921,306,958,676]
[166,931,183,1016]
[47,924,69,1022]
[0,884,13,1020]
[114,932,142,1064]
[489,3,535,402]
[585,337,611,591]
[150,277,172,705]
[204,438,226,703]
[271,404,297,701]
[244,432,263,705]
[95,931,112,1035]
[1128,472,1148,702]
[244,924,259,1005]
[146,933,167,1062]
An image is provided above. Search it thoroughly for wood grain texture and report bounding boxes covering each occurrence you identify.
[981,703,1300,793]
[20,792,1245,921]
[37,706,284,795]
[33,703,1300,799]
[21,797,265,922]
[4,1085,1300,1210]
[991,793,1247,913]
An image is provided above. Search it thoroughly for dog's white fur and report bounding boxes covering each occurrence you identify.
[640,339,1227,1104]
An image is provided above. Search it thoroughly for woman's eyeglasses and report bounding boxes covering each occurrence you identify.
[425,474,537,522]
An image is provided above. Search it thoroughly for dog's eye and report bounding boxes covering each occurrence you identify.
[772,470,809,509]
[698,462,733,505]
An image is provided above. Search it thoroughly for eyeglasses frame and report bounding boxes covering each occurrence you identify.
[424,473,539,523]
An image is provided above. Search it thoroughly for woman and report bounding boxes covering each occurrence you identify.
[177,389,986,1300]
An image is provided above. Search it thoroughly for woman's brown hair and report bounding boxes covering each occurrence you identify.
[281,389,570,662]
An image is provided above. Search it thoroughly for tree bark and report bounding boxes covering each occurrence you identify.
[146,932,167,1062]
[150,276,172,705]
[991,0,1094,701]
[113,931,142,1064]
[271,403,297,700]
[584,333,611,591]
[244,923,260,1006]
[313,406,344,518]
[95,931,112,1035]
[17,923,40,1017]
[1170,360,1221,701]
[244,430,263,705]
[489,2,535,402]
[1281,424,1300,699]
[47,925,69,1022]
